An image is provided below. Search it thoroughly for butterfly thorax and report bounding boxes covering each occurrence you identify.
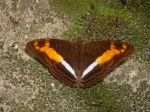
[75,40,84,79]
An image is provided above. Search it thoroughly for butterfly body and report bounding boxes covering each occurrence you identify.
[26,39,134,88]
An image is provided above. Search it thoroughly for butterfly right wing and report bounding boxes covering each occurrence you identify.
[79,40,134,88]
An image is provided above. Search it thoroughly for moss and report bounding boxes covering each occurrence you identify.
[51,0,149,62]
[60,1,149,63]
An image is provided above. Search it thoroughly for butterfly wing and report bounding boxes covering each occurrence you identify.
[79,40,134,88]
[26,39,78,87]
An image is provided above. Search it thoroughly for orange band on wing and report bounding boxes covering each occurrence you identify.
[34,40,63,62]
[96,43,127,65]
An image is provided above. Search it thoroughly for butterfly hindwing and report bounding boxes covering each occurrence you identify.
[80,40,134,88]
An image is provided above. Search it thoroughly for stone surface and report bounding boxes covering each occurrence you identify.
[0,0,149,112]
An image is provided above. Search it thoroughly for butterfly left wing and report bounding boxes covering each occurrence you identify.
[79,40,134,88]
[26,39,79,87]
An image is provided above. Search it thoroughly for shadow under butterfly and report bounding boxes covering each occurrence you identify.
[26,39,134,88]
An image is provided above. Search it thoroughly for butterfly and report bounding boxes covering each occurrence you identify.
[26,39,134,88]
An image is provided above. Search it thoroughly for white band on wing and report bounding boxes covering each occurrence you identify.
[81,61,98,78]
[61,60,77,78]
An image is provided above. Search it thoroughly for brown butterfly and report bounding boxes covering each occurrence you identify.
[26,39,134,88]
